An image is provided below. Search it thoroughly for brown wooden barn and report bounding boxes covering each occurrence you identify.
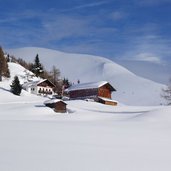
[65,81,117,106]
[44,99,67,113]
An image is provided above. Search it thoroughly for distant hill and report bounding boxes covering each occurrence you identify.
[115,60,171,84]
[7,47,166,105]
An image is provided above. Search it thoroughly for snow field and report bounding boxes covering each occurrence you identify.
[0,49,170,171]
[0,100,171,171]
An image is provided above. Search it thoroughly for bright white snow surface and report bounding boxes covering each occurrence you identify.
[0,62,171,171]
[7,47,166,105]
[1,89,171,171]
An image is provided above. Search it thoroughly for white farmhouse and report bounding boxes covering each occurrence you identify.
[22,79,55,96]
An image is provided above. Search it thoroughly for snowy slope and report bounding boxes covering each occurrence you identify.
[1,89,171,171]
[116,59,171,84]
[7,47,166,105]
[0,89,171,171]
[0,59,171,171]
[0,62,46,105]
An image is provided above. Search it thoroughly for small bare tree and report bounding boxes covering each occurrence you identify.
[51,65,60,85]
[162,79,171,105]
[0,46,10,81]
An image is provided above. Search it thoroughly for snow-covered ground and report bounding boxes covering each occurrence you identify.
[0,90,171,171]
[7,47,166,105]
[0,55,171,171]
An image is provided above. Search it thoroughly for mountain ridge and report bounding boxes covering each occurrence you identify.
[6,47,166,105]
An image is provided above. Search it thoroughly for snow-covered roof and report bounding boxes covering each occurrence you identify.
[44,99,67,105]
[37,79,55,87]
[22,79,55,88]
[65,81,116,92]
[22,80,40,88]
[98,96,118,103]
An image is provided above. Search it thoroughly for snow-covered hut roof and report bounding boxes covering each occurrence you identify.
[22,79,55,88]
[37,79,55,87]
[22,80,39,88]
[44,99,67,105]
[98,96,118,103]
[65,81,116,92]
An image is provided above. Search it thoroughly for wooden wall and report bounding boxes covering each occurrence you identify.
[97,98,117,106]
[98,85,111,99]
[38,80,54,88]
[69,88,98,99]
[105,101,117,106]
[38,81,50,87]
[45,101,67,113]
[54,102,67,113]
[69,85,112,100]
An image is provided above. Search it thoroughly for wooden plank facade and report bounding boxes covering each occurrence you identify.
[66,81,117,106]
[97,97,117,106]
[54,101,67,113]
[37,79,55,87]
[69,88,98,99]
[44,100,67,113]
[37,80,55,95]
[98,85,112,99]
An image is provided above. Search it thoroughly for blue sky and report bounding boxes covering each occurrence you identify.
[0,0,171,64]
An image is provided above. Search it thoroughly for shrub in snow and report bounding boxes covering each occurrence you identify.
[10,76,22,96]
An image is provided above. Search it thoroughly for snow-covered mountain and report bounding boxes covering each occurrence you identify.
[7,47,166,105]
[115,59,171,84]
[1,50,171,171]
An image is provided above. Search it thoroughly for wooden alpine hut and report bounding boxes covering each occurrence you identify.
[44,99,67,113]
[65,81,117,106]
